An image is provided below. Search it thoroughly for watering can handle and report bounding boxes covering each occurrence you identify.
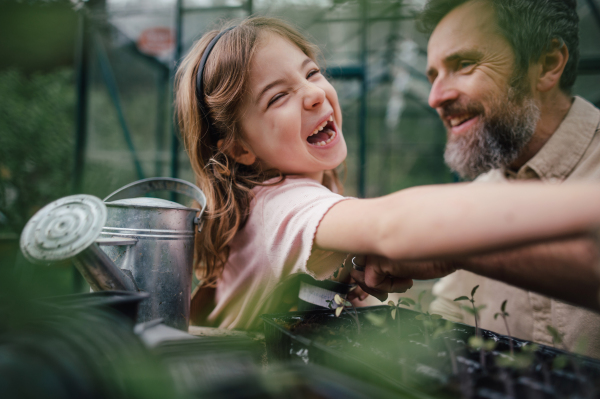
[103,177,207,231]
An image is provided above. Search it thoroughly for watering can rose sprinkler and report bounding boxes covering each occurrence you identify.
[20,178,207,331]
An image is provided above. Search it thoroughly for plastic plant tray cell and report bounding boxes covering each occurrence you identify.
[261,305,600,399]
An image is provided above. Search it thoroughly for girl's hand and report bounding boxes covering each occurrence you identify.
[350,255,457,301]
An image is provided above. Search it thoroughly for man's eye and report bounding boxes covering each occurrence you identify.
[307,68,321,78]
[459,61,476,70]
[267,93,286,108]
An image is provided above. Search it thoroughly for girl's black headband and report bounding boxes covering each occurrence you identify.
[195,26,236,145]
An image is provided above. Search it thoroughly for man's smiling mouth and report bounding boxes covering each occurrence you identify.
[307,115,336,146]
[449,113,477,128]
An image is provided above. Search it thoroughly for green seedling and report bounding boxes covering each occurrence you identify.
[455,285,487,368]
[415,290,427,313]
[414,311,442,345]
[546,324,584,383]
[495,343,538,370]
[546,325,566,350]
[329,294,361,334]
[454,285,486,338]
[388,297,415,320]
[546,325,570,370]
[494,299,514,356]
[364,312,387,330]
[433,321,458,375]
[387,297,415,339]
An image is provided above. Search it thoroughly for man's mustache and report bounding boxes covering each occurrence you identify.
[439,100,486,121]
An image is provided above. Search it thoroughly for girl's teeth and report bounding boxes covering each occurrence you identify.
[310,117,334,136]
[310,130,336,146]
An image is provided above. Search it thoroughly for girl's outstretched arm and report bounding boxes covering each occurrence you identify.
[349,235,600,311]
[315,182,600,261]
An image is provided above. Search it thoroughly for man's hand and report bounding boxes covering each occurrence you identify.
[350,255,458,301]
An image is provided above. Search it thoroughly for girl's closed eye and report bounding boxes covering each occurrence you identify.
[307,68,321,79]
[267,68,321,108]
[267,92,287,108]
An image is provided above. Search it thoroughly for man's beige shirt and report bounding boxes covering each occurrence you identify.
[429,96,600,358]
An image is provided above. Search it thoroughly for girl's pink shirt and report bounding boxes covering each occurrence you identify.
[207,175,349,330]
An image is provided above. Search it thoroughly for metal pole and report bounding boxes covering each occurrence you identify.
[585,0,600,32]
[155,67,168,177]
[73,10,89,195]
[171,0,184,183]
[358,0,368,198]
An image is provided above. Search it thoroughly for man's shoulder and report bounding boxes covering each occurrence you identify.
[564,97,600,181]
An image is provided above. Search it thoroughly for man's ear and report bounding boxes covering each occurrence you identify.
[217,139,257,166]
[535,38,569,93]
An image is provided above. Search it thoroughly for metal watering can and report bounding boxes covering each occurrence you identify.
[20,178,206,331]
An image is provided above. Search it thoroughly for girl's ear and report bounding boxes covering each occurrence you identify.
[217,139,257,166]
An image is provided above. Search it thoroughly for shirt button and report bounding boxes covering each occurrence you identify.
[547,177,561,184]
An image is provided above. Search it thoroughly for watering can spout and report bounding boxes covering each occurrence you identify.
[74,240,138,292]
[19,194,138,292]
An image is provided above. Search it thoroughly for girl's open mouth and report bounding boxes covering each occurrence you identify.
[307,116,336,146]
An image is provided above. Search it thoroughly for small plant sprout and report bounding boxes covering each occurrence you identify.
[433,321,458,375]
[414,312,443,345]
[455,285,488,367]
[494,300,514,356]
[415,290,427,313]
[546,325,566,350]
[331,294,361,334]
[546,325,577,373]
[454,285,486,338]
[388,297,415,320]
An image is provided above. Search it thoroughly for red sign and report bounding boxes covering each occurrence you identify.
[137,27,174,57]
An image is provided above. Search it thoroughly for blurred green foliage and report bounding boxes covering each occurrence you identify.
[0,68,75,235]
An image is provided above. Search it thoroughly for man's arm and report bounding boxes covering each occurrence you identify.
[351,235,600,311]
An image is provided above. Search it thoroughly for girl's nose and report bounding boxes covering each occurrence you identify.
[302,82,326,109]
[428,76,459,109]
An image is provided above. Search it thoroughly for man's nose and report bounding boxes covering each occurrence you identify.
[303,82,326,109]
[428,77,459,109]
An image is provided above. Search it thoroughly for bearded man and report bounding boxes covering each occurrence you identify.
[420,0,600,357]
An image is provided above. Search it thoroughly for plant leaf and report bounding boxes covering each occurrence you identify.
[418,290,426,303]
[401,297,416,306]
[494,313,500,320]
[471,285,479,298]
[505,312,509,317]
[553,355,568,370]
[476,305,487,312]
[468,336,484,349]
[454,296,469,302]
[430,314,443,320]
[484,340,497,351]
[344,300,352,307]
[546,325,564,344]
[501,299,507,312]
[335,306,343,317]
[415,314,424,321]
[365,312,387,327]
[391,308,396,320]
[388,300,395,307]
[334,294,344,305]
[461,305,476,315]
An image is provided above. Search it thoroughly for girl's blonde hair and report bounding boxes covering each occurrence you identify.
[176,16,343,286]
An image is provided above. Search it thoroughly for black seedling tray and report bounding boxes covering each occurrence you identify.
[262,306,600,398]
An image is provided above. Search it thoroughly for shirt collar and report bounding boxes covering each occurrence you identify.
[511,96,600,182]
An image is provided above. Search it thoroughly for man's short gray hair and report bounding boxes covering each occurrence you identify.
[419,0,580,93]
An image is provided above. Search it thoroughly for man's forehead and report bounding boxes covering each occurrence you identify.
[427,0,500,66]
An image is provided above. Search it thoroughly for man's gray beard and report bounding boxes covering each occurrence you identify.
[443,88,541,180]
